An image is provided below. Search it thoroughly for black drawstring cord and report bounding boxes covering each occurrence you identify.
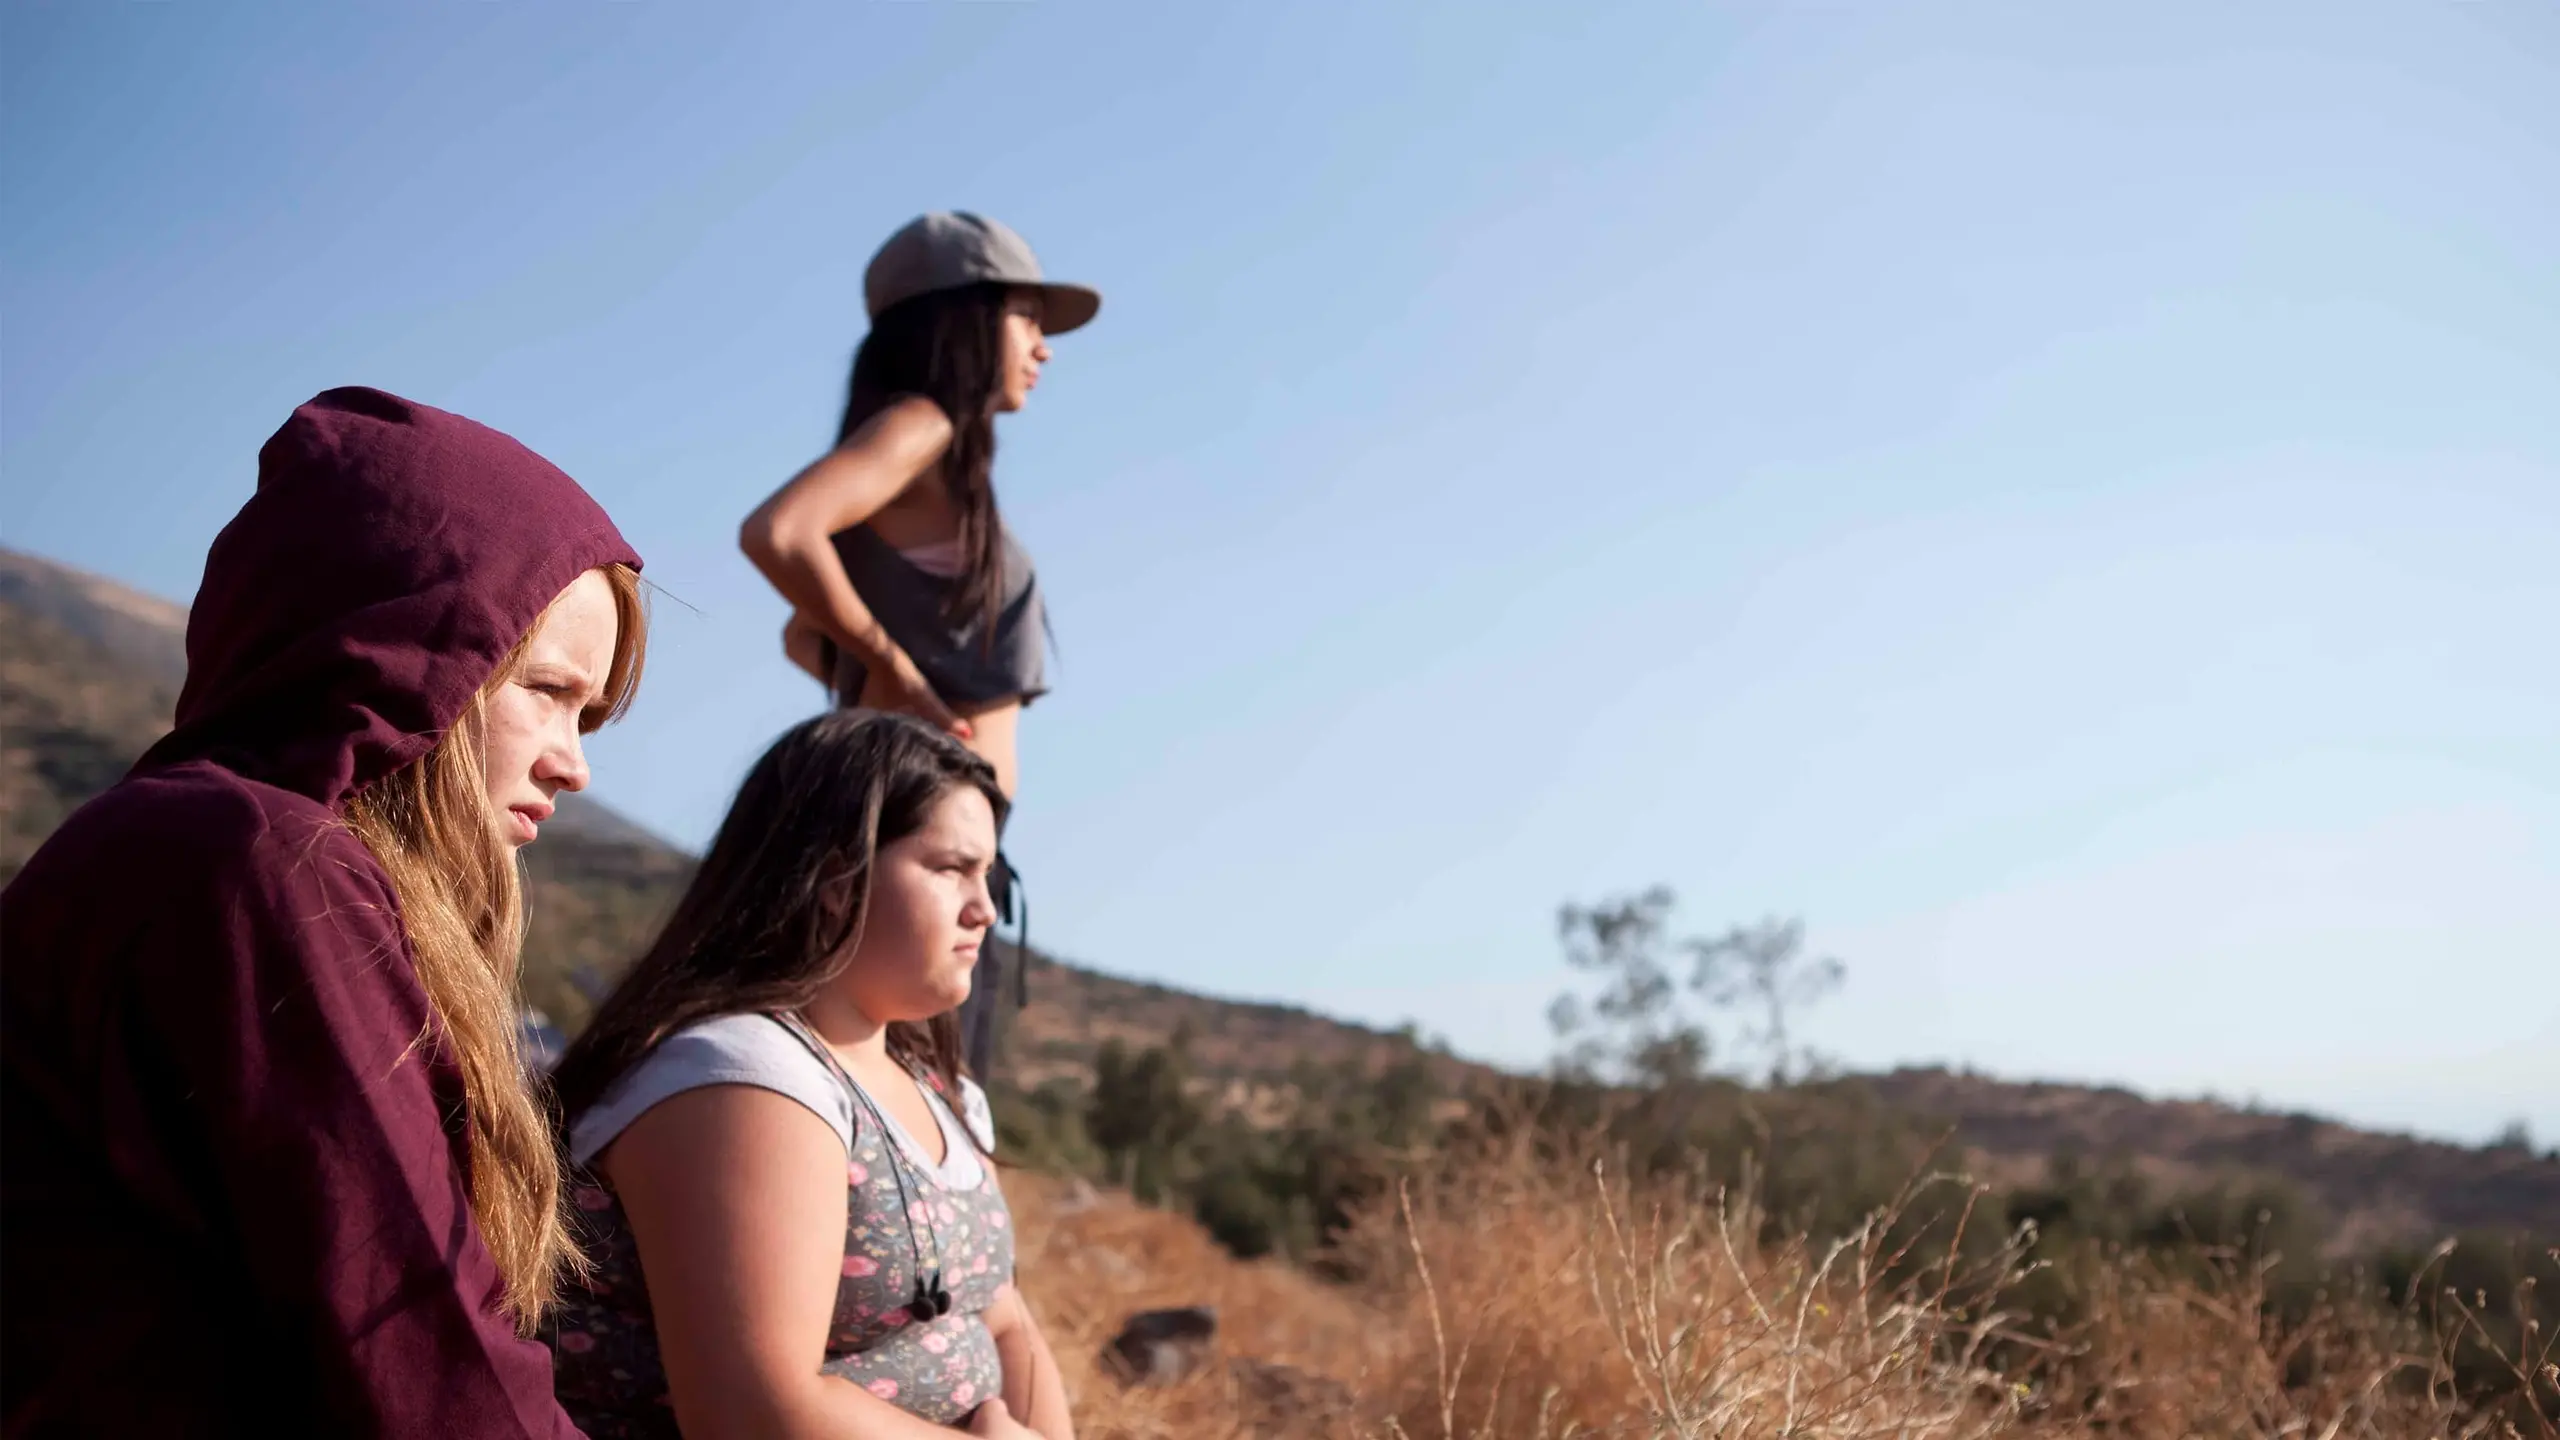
[1007,853,1029,1010]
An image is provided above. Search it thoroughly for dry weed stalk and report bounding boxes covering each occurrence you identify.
[2409,1241,2558,1439]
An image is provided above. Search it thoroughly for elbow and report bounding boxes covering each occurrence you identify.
[982,1283,1024,1339]
[674,1376,842,1440]
[737,510,784,569]
[741,510,826,583]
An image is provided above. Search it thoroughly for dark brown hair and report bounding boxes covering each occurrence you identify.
[549,709,1008,1132]
[836,283,1017,648]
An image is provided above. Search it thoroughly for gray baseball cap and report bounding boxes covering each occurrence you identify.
[863,211,1101,335]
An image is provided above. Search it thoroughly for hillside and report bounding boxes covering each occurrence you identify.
[0,576,185,879]
[3,545,2552,1253]
[1005,950,1490,1101]
[1867,1067,2560,1256]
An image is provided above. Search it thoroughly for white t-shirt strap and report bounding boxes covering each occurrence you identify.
[566,1011,857,1167]
[957,1078,997,1154]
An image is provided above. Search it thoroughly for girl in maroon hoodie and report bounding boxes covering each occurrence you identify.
[1,387,647,1436]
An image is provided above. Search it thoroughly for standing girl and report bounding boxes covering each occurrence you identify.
[739,211,1098,1073]
[739,210,1097,800]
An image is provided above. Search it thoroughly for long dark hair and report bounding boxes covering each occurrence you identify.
[837,283,1015,646]
[549,710,1010,1131]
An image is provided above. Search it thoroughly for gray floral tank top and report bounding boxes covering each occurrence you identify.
[545,1016,1016,1432]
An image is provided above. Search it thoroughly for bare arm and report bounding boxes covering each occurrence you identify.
[740,397,968,733]
[781,612,833,688]
[599,1086,1032,1440]
[984,1286,1074,1440]
[739,395,947,663]
[957,699,1021,799]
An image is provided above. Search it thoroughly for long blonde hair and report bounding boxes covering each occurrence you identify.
[345,562,647,1330]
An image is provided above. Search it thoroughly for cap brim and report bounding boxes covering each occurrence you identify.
[1035,283,1101,335]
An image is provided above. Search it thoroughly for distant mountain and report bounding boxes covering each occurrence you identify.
[1865,1067,2558,1257]
[0,552,190,882]
[3,546,2552,1247]
[0,548,189,680]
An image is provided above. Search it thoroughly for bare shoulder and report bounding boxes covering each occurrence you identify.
[745,396,956,547]
[841,394,956,469]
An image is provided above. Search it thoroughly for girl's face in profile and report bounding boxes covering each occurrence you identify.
[481,568,620,851]
[836,783,1001,1025]
[994,291,1050,415]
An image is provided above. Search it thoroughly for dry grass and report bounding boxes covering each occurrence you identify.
[1007,1134,2554,1440]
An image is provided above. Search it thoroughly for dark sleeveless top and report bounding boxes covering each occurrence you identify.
[829,524,1048,710]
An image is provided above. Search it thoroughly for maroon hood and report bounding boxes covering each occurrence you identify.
[141,385,641,807]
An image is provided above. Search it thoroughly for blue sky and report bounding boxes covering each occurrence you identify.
[7,1,2554,1143]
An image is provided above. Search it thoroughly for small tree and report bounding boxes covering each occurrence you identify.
[1691,917,1843,1084]
[1548,887,1843,1087]
[1086,1036,1202,1199]
[1549,886,1705,1085]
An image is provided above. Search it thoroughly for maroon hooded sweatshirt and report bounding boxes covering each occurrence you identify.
[1,387,637,1436]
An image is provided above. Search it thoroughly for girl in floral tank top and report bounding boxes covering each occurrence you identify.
[544,713,1072,1439]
